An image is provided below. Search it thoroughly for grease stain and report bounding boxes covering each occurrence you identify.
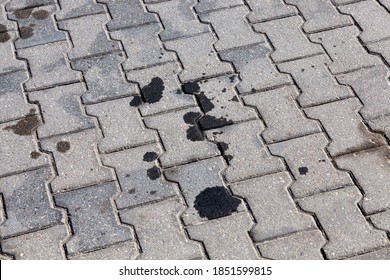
[199,115,233,130]
[129,95,142,107]
[183,112,204,142]
[19,25,34,39]
[3,113,40,136]
[182,81,200,94]
[56,141,70,153]
[32,10,50,20]
[141,77,164,104]
[30,151,41,159]
[143,152,158,162]
[298,167,309,175]
[147,166,161,180]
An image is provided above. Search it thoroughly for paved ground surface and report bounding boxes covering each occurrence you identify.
[1,0,390,260]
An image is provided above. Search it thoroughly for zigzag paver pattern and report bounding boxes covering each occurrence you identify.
[1,0,390,260]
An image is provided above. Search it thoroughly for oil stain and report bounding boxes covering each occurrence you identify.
[30,151,41,159]
[0,24,7,32]
[147,166,161,180]
[150,190,157,195]
[182,81,200,94]
[199,115,233,130]
[19,25,34,39]
[14,8,34,19]
[141,77,164,104]
[194,186,241,220]
[225,155,233,163]
[143,152,158,162]
[56,141,70,153]
[230,96,239,102]
[198,92,214,113]
[32,10,50,20]
[298,167,309,175]
[218,142,229,153]
[183,112,204,142]
[129,95,142,107]
[3,113,40,136]
[0,31,10,43]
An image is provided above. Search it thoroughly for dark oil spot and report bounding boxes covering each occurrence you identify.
[128,189,136,194]
[175,89,182,95]
[147,166,161,180]
[318,159,326,163]
[218,142,229,153]
[183,111,201,124]
[225,155,233,163]
[198,93,214,113]
[199,115,234,130]
[182,81,200,94]
[143,152,158,162]
[150,190,157,195]
[3,114,40,136]
[19,26,34,39]
[56,141,70,153]
[229,76,235,83]
[194,186,241,220]
[14,8,33,19]
[118,53,123,57]
[183,112,204,141]
[251,88,256,93]
[125,174,130,178]
[32,10,50,20]
[298,167,309,175]
[212,131,223,135]
[0,31,11,43]
[222,88,226,93]
[30,151,41,159]
[141,77,164,104]
[0,24,6,33]
[129,95,142,107]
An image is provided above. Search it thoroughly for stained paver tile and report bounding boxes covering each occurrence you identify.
[0,30,25,74]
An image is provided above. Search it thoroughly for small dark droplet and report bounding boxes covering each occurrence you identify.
[150,190,157,195]
[32,10,50,20]
[198,92,214,113]
[182,81,200,94]
[14,8,33,19]
[141,77,165,104]
[298,167,309,175]
[128,189,136,194]
[225,155,233,163]
[230,96,239,102]
[175,89,182,95]
[319,159,326,163]
[56,141,70,153]
[30,151,41,159]
[229,76,235,83]
[0,31,11,43]
[212,131,223,135]
[251,88,256,93]
[118,53,123,57]
[199,115,234,130]
[194,186,241,220]
[19,26,34,39]
[129,95,142,107]
[222,88,226,93]
[125,174,130,178]
[143,152,158,162]
[218,142,229,152]
[301,68,305,72]
[3,114,40,136]
[147,166,161,180]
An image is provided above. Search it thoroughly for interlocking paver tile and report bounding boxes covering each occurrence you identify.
[69,241,138,260]
[253,16,323,63]
[299,186,388,259]
[231,172,315,242]
[0,168,62,237]
[205,120,284,183]
[148,0,209,41]
[29,83,95,139]
[310,26,382,74]
[126,62,196,116]
[6,0,55,11]
[71,52,138,104]
[258,230,326,260]
[367,38,390,65]
[54,182,132,255]
[144,108,219,167]
[111,24,176,71]
[1,225,67,259]
[56,0,105,20]
[187,212,260,260]
[245,0,297,23]
[41,129,114,192]
[336,147,390,214]
[285,0,352,33]
[370,210,390,234]
[164,32,233,81]
[98,0,157,31]
[278,55,353,107]
[198,5,265,51]
[305,98,386,156]
[195,0,243,13]
[348,247,390,260]
[100,144,176,209]
[120,197,204,260]
[9,5,67,49]
[243,86,321,143]
[0,31,25,74]
[219,43,292,94]
[18,42,81,91]
[269,133,354,198]
[58,13,120,60]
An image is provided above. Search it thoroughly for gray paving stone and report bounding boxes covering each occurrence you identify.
[29,83,95,139]
[41,129,114,192]
[164,32,233,81]
[337,65,390,121]
[99,0,157,31]
[243,86,321,143]
[305,98,386,157]
[199,5,265,51]
[111,23,176,71]
[148,0,209,41]
[348,247,390,260]
[1,225,67,259]
[298,186,389,259]
[69,241,139,260]
[100,144,176,209]
[71,52,138,104]
[18,42,82,91]
[339,0,390,43]
[269,133,354,198]
[0,31,26,74]
[58,13,121,60]
[370,210,390,233]
[9,5,67,49]
[310,26,382,74]
[0,71,36,123]
[367,38,390,65]
[120,197,205,260]
[187,212,260,260]
[205,120,284,183]
[56,0,105,20]
[231,172,316,242]
[86,97,156,153]
[165,157,245,225]
[278,55,353,107]
[336,147,390,214]
[246,0,297,23]
[195,0,243,13]
[144,108,220,167]
[0,117,48,177]
[220,43,292,94]
[285,0,352,33]
[6,0,55,11]
[126,62,196,116]
[0,168,62,237]
[254,16,323,63]
[258,230,326,260]
[54,182,132,255]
